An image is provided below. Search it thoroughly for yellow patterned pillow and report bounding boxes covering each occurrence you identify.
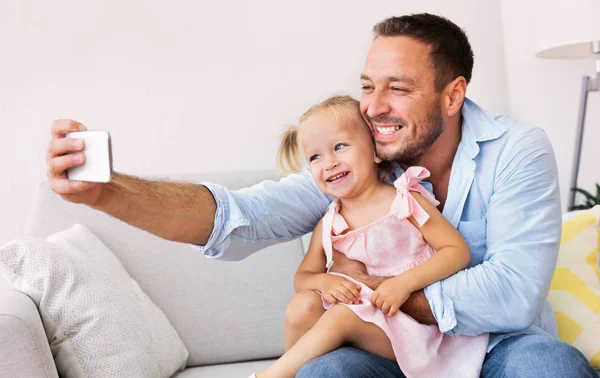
[548,205,600,369]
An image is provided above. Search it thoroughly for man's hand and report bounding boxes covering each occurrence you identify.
[329,249,366,277]
[329,250,386,290]
[46,120,106,206]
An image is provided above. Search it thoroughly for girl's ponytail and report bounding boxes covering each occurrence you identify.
[277,126,302,174]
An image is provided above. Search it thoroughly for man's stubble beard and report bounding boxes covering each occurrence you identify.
[374,99,445,165]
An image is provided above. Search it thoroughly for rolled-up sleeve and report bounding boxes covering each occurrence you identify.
[192,168,332,261]
[425,128,562,336]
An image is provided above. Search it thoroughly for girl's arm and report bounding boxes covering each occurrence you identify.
[372,191,471,316]
[400,190,471,291]
[294,220,361,304]
[293,220,327,292]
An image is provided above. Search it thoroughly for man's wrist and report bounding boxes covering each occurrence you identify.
[91,172,126,211]
[328,253,385,290]
[401,289,437,326]
[359,273,386,290]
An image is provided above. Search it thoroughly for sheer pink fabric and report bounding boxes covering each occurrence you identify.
[321,166,488,378]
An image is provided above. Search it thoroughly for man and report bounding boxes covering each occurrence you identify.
[47,13,595,377]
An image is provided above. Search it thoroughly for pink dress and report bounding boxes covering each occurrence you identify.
[321,166,488,378]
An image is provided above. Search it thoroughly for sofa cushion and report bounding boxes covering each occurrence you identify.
[171,359,274,378]
[24,171,305,366]
[0,225,189,377]
[548,205,600,369]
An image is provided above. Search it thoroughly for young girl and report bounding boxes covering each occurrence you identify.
[250,95,488,378]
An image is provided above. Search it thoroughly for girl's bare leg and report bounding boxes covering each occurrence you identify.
[284,290,325,351]
[259,304,395,378]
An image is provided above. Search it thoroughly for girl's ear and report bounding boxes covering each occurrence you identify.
[374,151,382,164]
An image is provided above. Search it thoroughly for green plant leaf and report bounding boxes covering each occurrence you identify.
[573,187,597,203]
[571,185,600,210]
[570,205,591,211]
[569,205,589,211]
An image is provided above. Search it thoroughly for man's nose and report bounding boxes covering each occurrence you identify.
[366,91,392,119]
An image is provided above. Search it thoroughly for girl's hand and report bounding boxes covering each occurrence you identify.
[371,275,414,317]
[319,275,362,305]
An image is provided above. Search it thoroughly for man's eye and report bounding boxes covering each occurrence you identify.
[392,87,408,93]
[335,144,347,151]
[309,155,320,162]
[361,85,373,91]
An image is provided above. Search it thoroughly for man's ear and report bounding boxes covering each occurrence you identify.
[443,77,467,117]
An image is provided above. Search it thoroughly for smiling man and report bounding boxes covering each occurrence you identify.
[47,13,595,377]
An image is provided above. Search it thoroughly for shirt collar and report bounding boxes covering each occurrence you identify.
[460,97,507,159]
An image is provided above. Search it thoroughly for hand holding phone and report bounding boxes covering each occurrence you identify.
[65,131,113,183]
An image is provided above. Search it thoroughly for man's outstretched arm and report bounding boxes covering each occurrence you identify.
[47,120,217,245]
[93,173,217,244]
[48,120,331,257]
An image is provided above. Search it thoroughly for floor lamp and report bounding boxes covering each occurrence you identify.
[535,1,600,210]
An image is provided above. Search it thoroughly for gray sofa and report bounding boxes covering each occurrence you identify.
[0,171,304,377]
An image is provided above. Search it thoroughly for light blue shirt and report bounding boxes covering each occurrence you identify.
[196,98,562,351]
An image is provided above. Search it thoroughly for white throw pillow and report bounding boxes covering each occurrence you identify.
[0,224,189,378]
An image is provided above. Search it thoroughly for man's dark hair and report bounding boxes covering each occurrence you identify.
[373,13,474,92]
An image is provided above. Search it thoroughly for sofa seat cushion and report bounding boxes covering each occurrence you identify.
[171,359,275,378]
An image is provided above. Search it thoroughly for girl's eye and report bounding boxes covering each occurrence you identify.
[335,143,347,151]
[309,154,320,162]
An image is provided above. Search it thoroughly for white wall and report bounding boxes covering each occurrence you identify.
[501,0,600,210]
[0,1,509,245]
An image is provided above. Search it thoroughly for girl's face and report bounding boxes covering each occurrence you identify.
[300,112,381,199]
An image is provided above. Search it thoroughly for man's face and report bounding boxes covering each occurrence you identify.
[360,36,444,164]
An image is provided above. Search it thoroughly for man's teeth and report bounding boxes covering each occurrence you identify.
[376,125,401,135]
[327,172,348,182]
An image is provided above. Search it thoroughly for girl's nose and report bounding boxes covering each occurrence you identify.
[324,155,339,170]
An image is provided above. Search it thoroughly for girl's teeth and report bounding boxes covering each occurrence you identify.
[377,126,401,135]
[328,172,347,182]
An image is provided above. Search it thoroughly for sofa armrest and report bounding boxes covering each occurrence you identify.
[0,282,58,378]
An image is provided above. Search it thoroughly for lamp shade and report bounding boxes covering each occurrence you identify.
[535,0,600,59]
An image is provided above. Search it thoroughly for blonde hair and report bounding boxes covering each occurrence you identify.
[276,95,393,183]
[277,125,302,173]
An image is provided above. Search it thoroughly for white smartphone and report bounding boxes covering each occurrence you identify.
[65,131,113,183]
